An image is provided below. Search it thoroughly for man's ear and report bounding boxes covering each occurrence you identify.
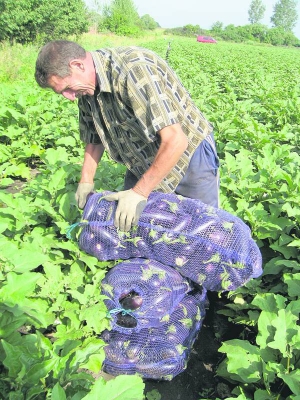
[69,59,85,72]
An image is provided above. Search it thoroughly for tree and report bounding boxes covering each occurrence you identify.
[211,21,224,35]
[0,0,89,44]
[100,0,141,36]
[248,0,266,24]
[86,10,103,32]
[182,24,201,36]
[140,14,159,30]
[270,0,298,31]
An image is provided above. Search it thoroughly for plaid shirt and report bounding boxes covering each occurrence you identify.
[78,47,213,192]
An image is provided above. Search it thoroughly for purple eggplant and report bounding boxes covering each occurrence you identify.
[119,291,143,310]
[115,312,137,328]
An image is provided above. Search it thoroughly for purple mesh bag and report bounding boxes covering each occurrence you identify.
[101,288,207,380]
[77,191,263,291]
[101,258,192,333]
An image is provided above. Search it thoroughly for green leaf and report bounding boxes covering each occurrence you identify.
[286,300,300,316]
[278,369,300,395]
[256,310,277,350]
[56,136,77,147]
[284,273,300,297]
[0,310,26,338]
[287,238,300,248]
[51,383,66,400]
[263,257,300,275]
[0,220,9,233]
[146,389,162,400]
[0,178,14,187]
[69,338,105,370]
[41,147,70,165]
[253,389,275,400]
[58,192,78,220]
[252,293,286,313]
[48,168,68,193]
[0,272,41,306]
[25,386,46,400]
[26,358,57,384]
[268,309,298,356]
[0,240,49,273]
[218,339,262,383]
[79,304,108,332]
[80,353,105,373]
[82,375,145,400]
[1,339,24,377]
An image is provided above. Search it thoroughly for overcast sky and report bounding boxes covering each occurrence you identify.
[85,0,300,38]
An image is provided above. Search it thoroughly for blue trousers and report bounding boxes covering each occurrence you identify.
[124,133,220,208]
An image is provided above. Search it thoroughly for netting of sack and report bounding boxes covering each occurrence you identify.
[102,258,192,333]
[101,289,207,380]
[76,191,262,292]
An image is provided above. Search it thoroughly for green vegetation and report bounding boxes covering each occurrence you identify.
[100,0,142,37]
[0,0,299,45]
[0,0,89,44]
[165,22,300,46]
[0,33,300,399]
[248,0,266,24]
[271,0,298,32]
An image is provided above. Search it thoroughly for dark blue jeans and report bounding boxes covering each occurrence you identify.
[124,133,220,208]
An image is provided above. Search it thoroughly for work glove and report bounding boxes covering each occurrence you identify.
[103,189,147,232]
[75,182,94,209]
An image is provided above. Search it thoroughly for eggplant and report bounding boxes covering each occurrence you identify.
[115,312,137,328]
[119,291,143,310]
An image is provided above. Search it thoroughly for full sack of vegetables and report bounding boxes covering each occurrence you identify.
[75,191,262,291]
[100,258,207,380]
[101,282,207,380]
[102,258,193,333]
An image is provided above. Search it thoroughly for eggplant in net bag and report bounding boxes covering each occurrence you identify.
[74,191,263,292]
[101,288,207,380]
[102,258,192,333]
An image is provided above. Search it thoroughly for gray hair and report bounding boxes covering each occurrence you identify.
[35,40,87,88]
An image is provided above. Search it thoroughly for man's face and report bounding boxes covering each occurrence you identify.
[48,61,96,101]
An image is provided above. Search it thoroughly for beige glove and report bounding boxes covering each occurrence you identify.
[75,183,94,209]
[103,189,147,232]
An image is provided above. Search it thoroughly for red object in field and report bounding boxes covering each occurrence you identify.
[197,35,217,43]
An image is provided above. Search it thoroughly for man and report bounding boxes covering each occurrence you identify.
[35,40,219,231]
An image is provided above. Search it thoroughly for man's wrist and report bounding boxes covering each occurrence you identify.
[132,186,149,199]
[79,177,94,184]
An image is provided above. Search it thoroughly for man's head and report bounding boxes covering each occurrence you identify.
[35,40,97,101]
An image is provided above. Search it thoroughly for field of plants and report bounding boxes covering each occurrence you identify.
[0,33,299,399]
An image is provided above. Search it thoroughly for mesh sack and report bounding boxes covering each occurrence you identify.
[78,191,263,291]
[101,288,207,381]
[102,258,192,333]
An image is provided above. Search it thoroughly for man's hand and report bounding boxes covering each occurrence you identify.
[75,182,94,209]
[103,189,147,232]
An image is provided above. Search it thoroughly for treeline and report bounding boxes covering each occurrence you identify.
[165,23,300,47]
[0,0,299,47]
[0,0,89,44]
[94,0,160,37]
[0,0,159,45]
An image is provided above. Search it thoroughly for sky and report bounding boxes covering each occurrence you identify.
[85,0,300,38]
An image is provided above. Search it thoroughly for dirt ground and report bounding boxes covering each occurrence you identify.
[143,291,236,400]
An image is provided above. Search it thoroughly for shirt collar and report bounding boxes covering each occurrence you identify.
[91,50,112,93]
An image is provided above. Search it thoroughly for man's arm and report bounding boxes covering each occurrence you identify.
[80,143,105,183]
[103,123,188,231]
[133,123,188,197]
[75,143,105,208]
